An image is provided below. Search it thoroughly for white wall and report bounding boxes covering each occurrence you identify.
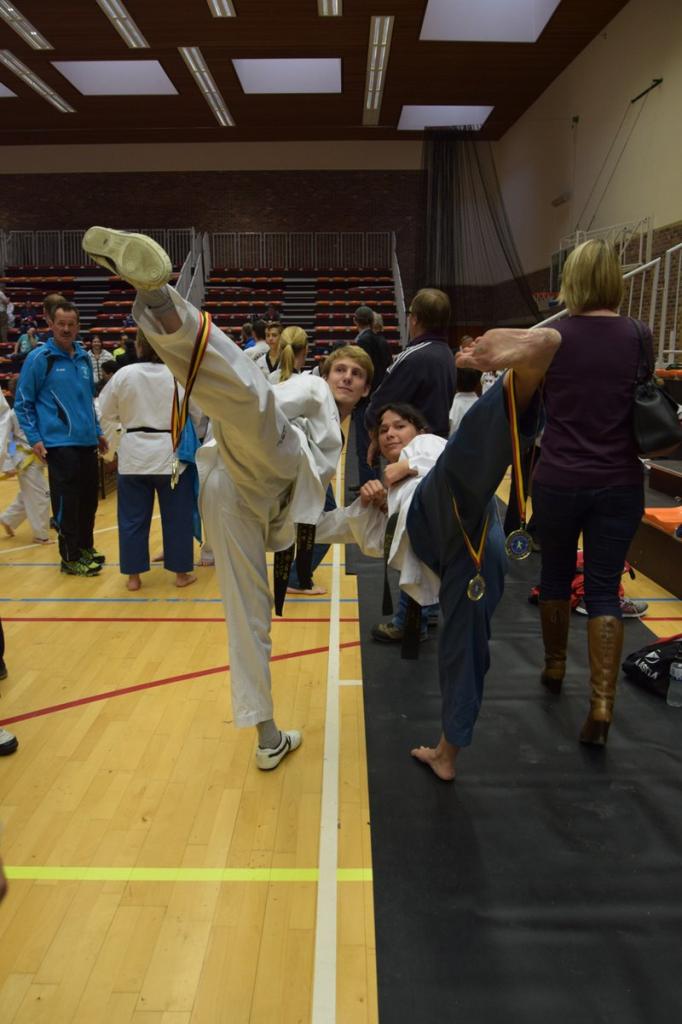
[494,0,682,272]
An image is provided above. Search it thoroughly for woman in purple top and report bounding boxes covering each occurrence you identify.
[533,240,648,746]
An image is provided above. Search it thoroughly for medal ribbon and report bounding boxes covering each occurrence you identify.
[171,309,212,452]
[505,368,527,528]
[451,495,489,577]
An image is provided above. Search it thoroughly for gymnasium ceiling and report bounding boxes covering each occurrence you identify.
[0,0,631,147]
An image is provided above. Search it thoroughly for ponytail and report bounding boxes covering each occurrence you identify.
[276,326,308,382]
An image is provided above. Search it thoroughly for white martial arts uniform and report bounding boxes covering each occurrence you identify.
[135,289,342,728]
[448,392,479,436]
[0,395,50,541]
[316,434,446,607]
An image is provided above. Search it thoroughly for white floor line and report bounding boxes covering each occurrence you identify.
[311,467,343,1024]
[0,515,161,555]
[338,679,362,687]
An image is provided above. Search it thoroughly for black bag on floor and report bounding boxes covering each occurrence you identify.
[622,634,682,698]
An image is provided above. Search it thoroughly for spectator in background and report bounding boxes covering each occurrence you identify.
[88,334,107,383]
[241,321,255,350]
[245,318,269,362]
[0,289,10,343]
[14,301,108,576]
[270,326,308,385]
[0,381,51,544]
[352,304,392,487]
[114,332,137,368]
[13,326,40,362]
[255,321,283,378]
[448,367,481,435]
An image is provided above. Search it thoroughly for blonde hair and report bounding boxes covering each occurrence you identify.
[277,325,308,382]
[559,239,624,314]
[321,344,373,386]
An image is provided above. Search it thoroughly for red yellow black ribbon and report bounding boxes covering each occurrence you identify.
[505,368,527,528]
[171,309,212,452]
[451,495,490,577]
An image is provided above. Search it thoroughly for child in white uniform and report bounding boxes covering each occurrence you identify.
[0,390,50,543]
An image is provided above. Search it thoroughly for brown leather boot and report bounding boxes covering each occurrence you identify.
[539,599,571,694]
[580,615,624,746]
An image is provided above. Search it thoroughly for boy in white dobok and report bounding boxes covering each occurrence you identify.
[83,227,371,770]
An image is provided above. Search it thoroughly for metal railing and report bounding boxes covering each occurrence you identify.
[2,228,195,269]
[536,257,662,338]
[391,232,407,347]
[210,231,392,270]
[551,216,653,293]
[659,242,682,366]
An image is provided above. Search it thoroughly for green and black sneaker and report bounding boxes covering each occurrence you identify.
[61,557,102,577]
[82,547,106,565]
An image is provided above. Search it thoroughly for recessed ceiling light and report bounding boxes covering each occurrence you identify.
[420,0,561,43]
[52,60,177,96]
[0,1,52,49]
[179,46,234,126]
[233,58,341,94]
[0,50,74,111]
[397,105,493,131]
[206,0,236,14]
[318,0,342,14]
[0,80,17,97]
[95,0,149,49]
[363,15,393,126]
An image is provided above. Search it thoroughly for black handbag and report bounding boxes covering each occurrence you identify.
[631,318,682,455]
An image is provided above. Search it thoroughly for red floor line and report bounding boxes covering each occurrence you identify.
[0,640,361,727]
[642,616,682,621]
[2,616,359,624]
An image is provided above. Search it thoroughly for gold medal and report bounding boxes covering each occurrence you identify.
[505,528,533,561]
[467,573,486,602]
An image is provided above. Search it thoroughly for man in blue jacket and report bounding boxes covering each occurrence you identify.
[14,301,108,576]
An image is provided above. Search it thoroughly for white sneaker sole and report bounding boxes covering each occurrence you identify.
[82,227,172,290]
[255,730,302,771]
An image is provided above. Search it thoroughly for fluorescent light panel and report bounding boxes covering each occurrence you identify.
[179,46,234,126]
[0,80,17,97]
[363,14,393,126]
[420,0,561,44]
[0,1,52,49]
[0,50,74,111]
[397,105,493,131]
[207,0,236,14]
[318,0,342,14]
[232,58,341,94]
[52,60,177,96]
[95,0,149,49]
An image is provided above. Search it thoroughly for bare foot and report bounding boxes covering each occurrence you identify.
[151,550,164,562]
[199,553,214,566]
[33,536,52,545]
[456,327,561,374]
[1,522,14,538]
[410,734,460,782]
[127,574,141,591]
[175,572,197,588]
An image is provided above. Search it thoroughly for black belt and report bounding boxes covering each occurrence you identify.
[273,523,317,616]
[125,427,172,433]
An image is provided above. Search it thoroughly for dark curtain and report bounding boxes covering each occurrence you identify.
[418,129,539,331]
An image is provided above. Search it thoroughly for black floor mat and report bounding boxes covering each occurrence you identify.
[359,553,682,1024]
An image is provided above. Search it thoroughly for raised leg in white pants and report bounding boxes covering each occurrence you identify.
[199,460,274,728]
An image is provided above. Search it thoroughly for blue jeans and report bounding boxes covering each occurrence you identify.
[533,482,644,618]
[288,483,336,588]
[392,591,437,636]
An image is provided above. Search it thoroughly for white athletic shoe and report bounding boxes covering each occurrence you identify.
[0,727,18,756]
[82,227,172,290]
[255,730,302,771]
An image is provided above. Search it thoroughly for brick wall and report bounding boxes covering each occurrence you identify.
[0,169,422,295]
